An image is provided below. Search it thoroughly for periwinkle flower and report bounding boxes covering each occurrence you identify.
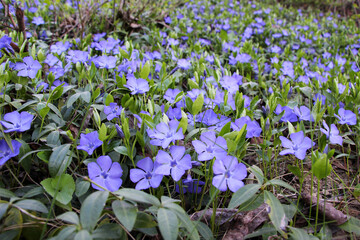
[279,131,315,160]
[77,131,103,155]
[320,121,343,145]
[32,16,44,25]
[147,120,184,148]
[274,104,298,123]
[130,157,163,190]
[176,174,205,194]
[212,155,247,192]
[294,106,314,122]
[192,131,227,161]
[66,50,89,64]
[14,56,42,79]
[0,140,22,166]
[92,56,117,69]
[0,111,34,133]
[50,41,71,55]
[164,88,181,104]
[335,108,357,125]
[88,156,123,191]
[154,145,192,181]
[177,59,191,70]
[104,103,122,121]
[124,74,149,95]
[231,116,262,138]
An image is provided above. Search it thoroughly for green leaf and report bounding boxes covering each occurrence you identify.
[113,146,128,156]
[264,179,298,193]
[80,91,91,103]
[57,212,79,225]
[158,208,179,240]
[178,110,188,134]
[92,223,126,239]
[74,230,92,240]
[133,212,157,229]
[54,226,77,239]
[75,180,90,198]
[264,191,286,236]
[67,93,81,108]
[287,165,302,178]
[14,199,48,213]
[288,227,318,240]
[248,165,264,185]
[105,94,114,106]
[173,210,200,240]
[80,191,109,231]
[98,123,107,141]
[40,174,75,205]
[219,121,231,136]
[195,221,214,240]
[0,188,16,199]
[0,203,9,220]
[112,200,138,231]
[39,106,50,119]
[339,217,360,235]
[48,144,71,177]
[140,61,151,79]
[312,153,332,180]
[192,94,204,116]
[114,188,160,206]
[228,184,261,209]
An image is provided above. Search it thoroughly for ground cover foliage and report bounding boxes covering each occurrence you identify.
[0,0,360,239]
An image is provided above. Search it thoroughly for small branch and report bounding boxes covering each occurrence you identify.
[301,192,349,225]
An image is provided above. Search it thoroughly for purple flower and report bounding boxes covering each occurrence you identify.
[93,33,106,42]
[13,56,42,79]
[164,89,181,104]
[279,131,315,160]
[92,56,117,69]
[212,155,247,192]
[50,41,71,55]
[0,111,34,133]
[320,121,343,146]
[274,104,298,122]
[77,131,103,155]
[294,106,314,122]
[124,74,149,95]
[0,35,13,53]
[44,54,60,66]
[192,131,227,161]
[130,157,163,190]
[104,103,122,121]
[154,146,192,181]
[335,108,357,125]
[32,16,44,25]
[66,50,89,63]
[176,174,205,194]
[229,53,251,65]
[231,116,262,138]
[147,120,184,148]
[0,140,22,166]
[88,156,123,191]
[177,59,191,70]
[164,16,172,24]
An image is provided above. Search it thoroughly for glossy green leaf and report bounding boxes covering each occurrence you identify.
[158,208,178,240]
[14,199,48,213]
[48,144,71,177]
[112,200,138,231]
[228,184,261,209]
[192,94,204,116]
[57,212,79,225]
[40,174,75,205]
[114,188,160,206]
[264,191,286,236]
[80,191,109,231]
